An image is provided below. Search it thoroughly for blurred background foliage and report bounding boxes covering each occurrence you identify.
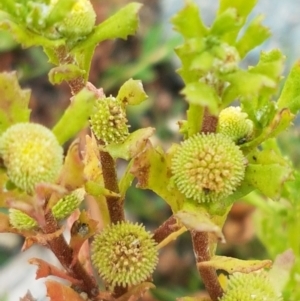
[0,0,300,300]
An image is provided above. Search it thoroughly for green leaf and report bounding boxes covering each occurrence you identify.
[236,15,271,58]
[249,49,285,82]
[0,19,65,49]
[182,81,220,114]
[117,78,148,106]
[52,88,96,144]
[245,149,293,199]
[241,108,294,153]
[171,0,207,39]
[130,144,184,212]
[0,72,31,134]
[48,64,86,85]
[222,70,276,106]
[217,0,257,43]
[175,206,225,242]
[218,0,257,21]
[198,256,272,274]
[210,8,242,37]
[102,128,155,160]
[46,0,77,27]
[72,2,142,52]
[278,61,300,114]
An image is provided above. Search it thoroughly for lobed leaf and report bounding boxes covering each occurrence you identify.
[278,60,300,114]
[171,0,207,39]
[52,88,96,144]
[73,2,142,51]
[48,64,86,85]
[130,144,184,212]
[198,256,272,274]
[236,15,271,58]
[0,72,31,134]
[46,280,85,301]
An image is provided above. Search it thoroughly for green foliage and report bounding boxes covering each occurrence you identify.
[0,0,299,300]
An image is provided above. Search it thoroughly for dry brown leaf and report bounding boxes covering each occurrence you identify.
[46,280,85,301]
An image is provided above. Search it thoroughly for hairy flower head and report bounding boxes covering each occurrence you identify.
[54,0,96,39]
[217,106,254,144]
[0,123,63,194]
[219,272,282,301]
[91,221,158,289]
[171,133,246,203]
[90,97,129,144]
[9,208,38,230]
[51,188,85,220]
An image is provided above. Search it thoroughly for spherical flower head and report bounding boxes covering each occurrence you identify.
[91,221,158,289]
[171,133,246,203]
[0,123,63,194]
[90,97,129,144]
[219,272,283,301]
[51,188,85,220]
[55,0,96,39]
[217,106,254,144]
[9,208,38,230]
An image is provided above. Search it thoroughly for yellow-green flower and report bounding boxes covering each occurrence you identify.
[54,0,96,39]
[220,272,282,301]
[91,221,158,289]
[51,188,85,220]
[9,208,38,230]
[217,106,253,144]
[90,97,129,144]
[171,133,246,203]
[0,123,63,194]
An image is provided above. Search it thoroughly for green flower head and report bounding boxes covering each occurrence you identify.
[219,272,282,301]
[91,221,158,289]
[9,208,38,230]
[90,97,129,144]
[0,123,63,194]
[171,133,246,203]
[52,0,96,39]
[217,106,254,144]
[51,188,85,220]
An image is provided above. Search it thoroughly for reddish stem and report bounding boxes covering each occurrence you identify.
[191,231,223,301]
[153,215,180,244]
[42,211,99,299]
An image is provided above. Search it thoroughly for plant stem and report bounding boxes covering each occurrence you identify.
[99,150,125,223]
[201,107,218,133]
[153,215,181,244]
[42,211,99,299]
[191,231,223,301]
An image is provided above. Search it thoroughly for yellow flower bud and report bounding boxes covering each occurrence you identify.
[9,208,38,230]
[217,106,254,144]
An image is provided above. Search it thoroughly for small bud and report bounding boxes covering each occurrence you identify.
[91,221,158,289]
[9,208,38,230]
[51,188,85,220]
[171,133,246,203]
[219,271,283,301]
[217,106,254,144]
[213,43,240,74]
[54,0,96,39]
[0,123,63,194]
[90,97,129,144]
